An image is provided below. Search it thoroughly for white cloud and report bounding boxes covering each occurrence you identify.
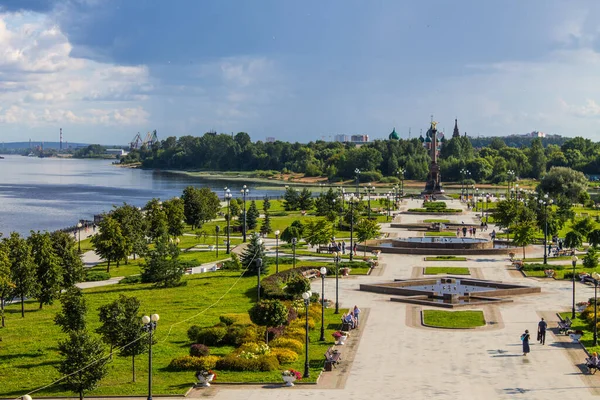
[0,12,151,128]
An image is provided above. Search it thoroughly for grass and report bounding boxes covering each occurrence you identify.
[522,265,593,279]
[0,270,348,397]
[424,232,457,237]
[524,256,573,262]
[559,312,600,355]
[424,256,467,261]
[423,219,450,223]
[424,267,470,275]
[422,310,486,329]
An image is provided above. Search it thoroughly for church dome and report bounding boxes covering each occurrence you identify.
[419,135,425,143]
[389,128,399,140]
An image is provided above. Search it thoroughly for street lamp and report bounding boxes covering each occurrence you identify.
[365,183,374,218]
[225,188,232,254]
[593,272,600,346]
[334,252,340,314]
[142,313,160,400]
[542,195,553,265]
[507,170,515,198]
[397,168,405,197]
[292,237,297,268]
[77,221,82,253]
[274,230,280,273]
[241,185,249,242]
[301,291,312,378]
[319,266,327,341]
[348,195,358,261]
[215,226,220,258]
[23,396,32,400]
[572,255,579,319]
[386,192,391,221]
[354,168,361,196]
[485,195,490,224]
[475,188,479,212]
[256,258,262,301]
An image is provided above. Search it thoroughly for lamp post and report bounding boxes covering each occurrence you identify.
[142,313,160,400]
[301,291,312,378]
[386,192,391,221]
[397,168,405,198]
[292,237,297,268]
[256,258,262,301]
[507,170,515,199]
[225,188,232,254]
[542,194,553,265]
[215,226,220,258]
[365,183,374,218]
[77,221,82,253]
[349,195,357,261]
[334,252,340,314]
[572,255,578,319]
[475,188,478,212]
[354,168,361,196]
[486,195,490,224]
[241,185,249,242]
[593,272,600,346]
[319,267,327,341]
[274,230,280,273]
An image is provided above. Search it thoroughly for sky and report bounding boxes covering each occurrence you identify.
[1,0,600,144]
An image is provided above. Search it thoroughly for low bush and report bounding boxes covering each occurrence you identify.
[168,355,219,371]
[522,263,564,271]
[271,348,299,364]
[238,342,271,355]
[407,208,462,213]
[261,266,317,300]
[285,275,311,298]
[216,354,279,372]
[190,344,210,357]
[224,324,259,346]
[359,171,383,182]
[221,253,242,270]
[289,316,316,330]
[85,271,111,282]
[220,313,252,326]
[423,201,447,209]
[188,326,227,346]
[270,337,304,353]
[119,275,141,284]
[282,327,305,342]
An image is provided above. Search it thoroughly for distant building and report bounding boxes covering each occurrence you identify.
[334,134,350,143]
[266,137,276,143]
[105,148,128,156]
[530,131,546,138]
[350,135,369,143]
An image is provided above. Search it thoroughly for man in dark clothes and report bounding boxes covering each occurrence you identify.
[538,318,547,345]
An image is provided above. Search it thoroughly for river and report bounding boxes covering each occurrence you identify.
[0,155,282,236]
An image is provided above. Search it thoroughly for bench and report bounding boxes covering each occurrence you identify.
[586,357,600,374]
[324,346,341,371]
[558,317,572,335]
[302,270,319,280]
[512,260,524,269]
[317,245,330,254]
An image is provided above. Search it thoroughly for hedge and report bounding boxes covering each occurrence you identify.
[215,354,280,372]
[168,355,219,371]
[261,266,317,300]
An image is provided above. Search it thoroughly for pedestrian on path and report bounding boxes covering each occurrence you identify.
[353,305,361,327]
[342,241,346,254]
[521,329,531,356]
[538,318,547,345]
[353,242,357,256]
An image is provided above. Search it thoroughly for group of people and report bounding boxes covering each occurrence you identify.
[521,318,548,356]
[342,305,361,330]
[456,225,478,238]
[328,239,357,255]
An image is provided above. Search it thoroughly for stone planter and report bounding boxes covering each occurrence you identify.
[341,268,350,277]
[544,270,555,278]
[337,335,348,345]
[196,374,214,387]
[282,375,296,387]
[577,305,588,313]
[569,333,582,343]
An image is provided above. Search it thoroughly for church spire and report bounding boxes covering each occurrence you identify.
[452,118,460,138]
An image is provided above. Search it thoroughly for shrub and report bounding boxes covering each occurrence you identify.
[359,171,383,182]
[270,337,304,353]
[190,344,210,357]
[289,317,316,331]
[282,327,305,342]
[85,271,111,282]
[261,266,318,300]
[220,313,251,326]
[119,275,142,284]
[189,326,227,346]
[224,324,259,346]
[271,348,298,364]
[222,253,242,270]
[238,342,271,355]
[216,354,279,371]
[168,355,219,371]
[285,275,311,298]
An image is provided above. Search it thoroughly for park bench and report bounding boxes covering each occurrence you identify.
[558,317,572,335]
[341,316,355,331]
[512,260,524,269]
[324,346,342,371]
[586,357,600,374]
[302,269,319,280]
[317,245,330,254]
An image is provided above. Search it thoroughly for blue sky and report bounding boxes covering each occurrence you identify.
[0,0,599,144]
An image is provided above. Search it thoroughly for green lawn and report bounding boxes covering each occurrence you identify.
[424,232,457,237]
[424,267,470,275]
[524,256,573,262]
[522,265,592,279]
[422,310,485,329]
[0,270,349,397]
[423,219,450,223]
[559,312,600,355]
[424,256,467,261]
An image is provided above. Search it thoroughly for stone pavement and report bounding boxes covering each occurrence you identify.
[197,200,600,400]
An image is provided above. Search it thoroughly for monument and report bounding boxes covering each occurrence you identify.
[421,121,444,196]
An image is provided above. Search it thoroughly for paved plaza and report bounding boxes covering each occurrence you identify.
[196,199,600,400]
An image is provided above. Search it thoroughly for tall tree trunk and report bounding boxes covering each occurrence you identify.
[39,301,43,310]
[132,354,136,382]
[79,390,83,400]
[106,259,111,273]
[522,246,526,260]
[21,294,25,318]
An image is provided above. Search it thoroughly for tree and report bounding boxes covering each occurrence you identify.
[54,286,87,333]
[355,218,381,256]
[96,295,145,382]
[583,247,599,269]
[162,197,185,237]
[110,204,147,262]
[51,231,85,287]
[144,198,168,241]
[229,199,241,220]
[246,200,260,230]
[240,233,268,275]
[263,196,271,213]
[91,216,128,272]
[588,229,600,248]
[181,186,220,229]
[260,212,272,235]
[141,234,184,287]
[281,220,304,244]
[538,166,588,202]
[298,188,314,210]
[564,230,583,250]
[493,200,520,240]
[0,241,12,327]
[512,222,537,260]
[248,299,288,344]
[528,138,547,179]
[4,232,36,318]
[57,331,109,400]
[303,219,333,247]
[283,187,300,211]
[284,275,311,298]
[29,231,63,309]
[573,217,596,237]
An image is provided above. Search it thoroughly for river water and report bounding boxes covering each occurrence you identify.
[0,155,282,236]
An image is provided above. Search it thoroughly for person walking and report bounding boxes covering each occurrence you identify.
[353,242,357,256]
[353,305,361,327]
[342,240,346,254]
[521,329,531,356]
[538,318,547,345]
